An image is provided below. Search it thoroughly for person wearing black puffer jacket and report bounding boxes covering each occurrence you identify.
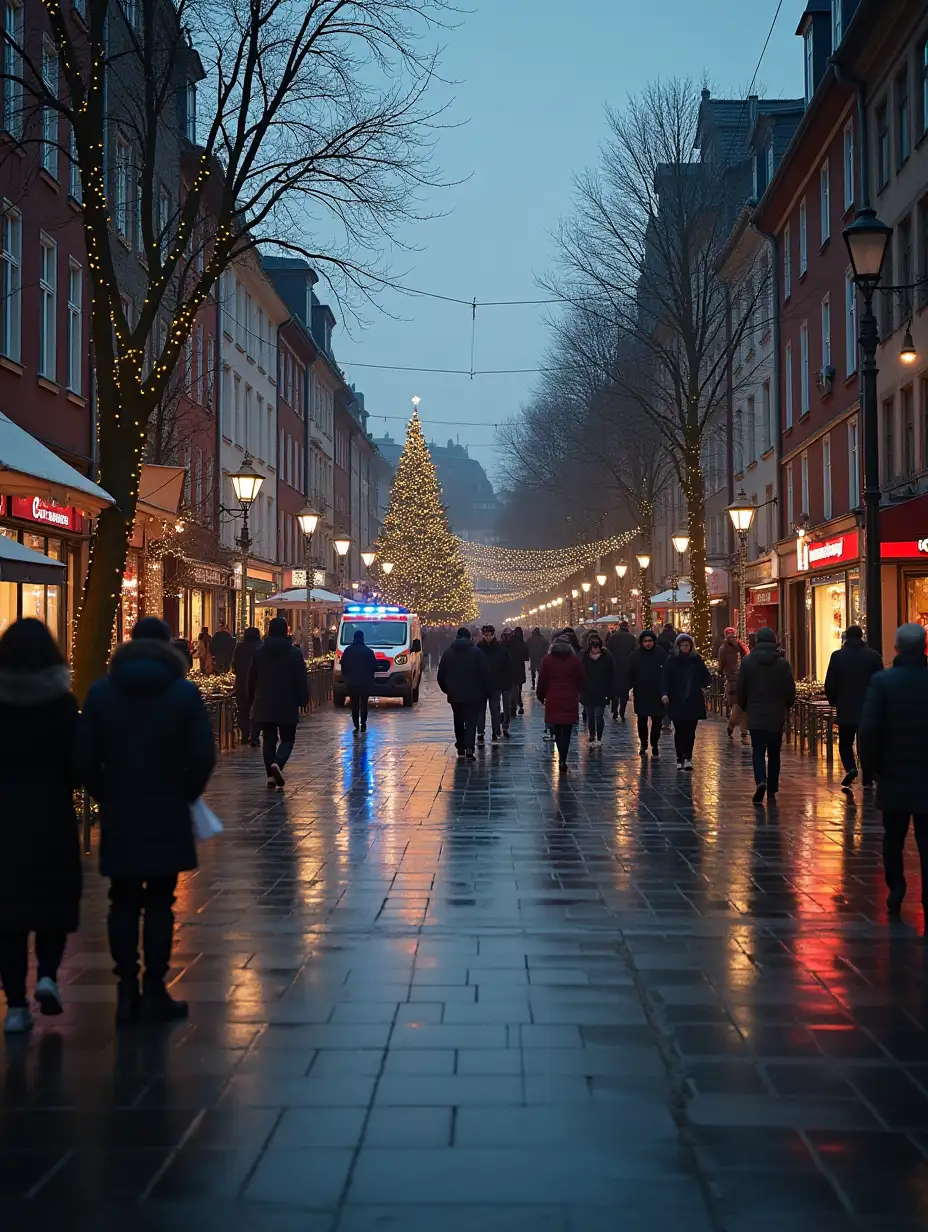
[438,627,492,758]
[477,625,513,743]
[824,625,883,789]
[627,629,668,756]
[737,627,796,805]
[247,617,310,788]
[661,632,712,769]
[580,634,616,746]
[77,617,216,1025]
[606,621,637,721]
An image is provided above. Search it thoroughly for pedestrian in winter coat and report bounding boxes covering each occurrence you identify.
[210,623,235,673]
[626,630,669,756]
[717,627,749,740]
[340,629,377,734]
[580,634,616,744]
[606,621,637,720]
[77,617,216,1025]
[0,619,81,1034]
[247,616,310,788]
[232,627,262,745]
[537,635,586,771]
[824,625,883,788]
[657,623,676,653]
[509,627,529,716]
[661,632,712,769]
[527,628,550,687]
[736,626,796,804]
[859,623,928,916]
[437,627,491,758]
[477,625,514,742]
[196,627,213,674]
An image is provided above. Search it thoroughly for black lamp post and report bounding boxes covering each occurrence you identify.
[229,455,265,636]
[843,207,893,655]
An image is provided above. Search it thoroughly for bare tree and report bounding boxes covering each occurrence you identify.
[546,78,765,653]
[4,0,453,695]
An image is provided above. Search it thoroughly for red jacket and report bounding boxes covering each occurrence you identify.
[536,642,585,724]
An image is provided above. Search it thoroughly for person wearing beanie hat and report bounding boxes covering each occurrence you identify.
[736,627,796,804]
[718,626,749,742]
[246,618,309,788]
[824,624,883,788]
[660,632,712,769]
[606,620,637,721]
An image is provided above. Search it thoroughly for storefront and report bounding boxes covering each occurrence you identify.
[747,584,779,636]
[0,495,85,652]
[163,557,232,642]
[804,531,861,679]
[232,562,279,634]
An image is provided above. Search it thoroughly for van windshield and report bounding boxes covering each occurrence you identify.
[340,620,408,648]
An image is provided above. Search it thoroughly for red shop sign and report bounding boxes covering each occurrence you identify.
[750,586,778,606]
[805,532,858,569]
[881,540,928,560]
[10,496,79,532]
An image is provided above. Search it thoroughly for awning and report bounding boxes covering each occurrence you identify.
[137,464,185,522]
[651,582,693,608]
[0,412,113,515]
[0,535,67,584]
[256,587,346,607]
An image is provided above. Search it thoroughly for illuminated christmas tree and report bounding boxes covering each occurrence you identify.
[376,403,478,625]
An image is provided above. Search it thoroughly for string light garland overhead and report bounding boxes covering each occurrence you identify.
[460,529,640,600]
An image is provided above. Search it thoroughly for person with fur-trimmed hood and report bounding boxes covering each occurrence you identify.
[661,632,712,770]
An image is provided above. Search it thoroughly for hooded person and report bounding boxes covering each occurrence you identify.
[824,625,883,788]
[477,624,514,743]
[580,633,617,745]
[626,629,669,756]
[527,627,550,687]
[718,627,749,741]
[247,616,310,788]
[537,632,586,771]
[340,628,377,734]
[509,627,529,716]
[605,620,637,721]
[0,619,82,1033]
[232,627,262,745]
[736,626,797,804]
[661,632,712,769]
[77,617,216,1024]
[437,627,492,759]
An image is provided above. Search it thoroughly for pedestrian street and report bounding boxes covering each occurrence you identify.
[4,682,928,1232]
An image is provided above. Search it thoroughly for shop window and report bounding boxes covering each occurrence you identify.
[906,574,928,628]
[814,579,847,680]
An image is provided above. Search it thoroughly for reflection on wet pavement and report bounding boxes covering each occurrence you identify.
[5,683,928,1230]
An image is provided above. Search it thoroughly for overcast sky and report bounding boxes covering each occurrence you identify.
[333,0,804,486]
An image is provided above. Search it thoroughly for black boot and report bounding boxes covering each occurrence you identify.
[116,980,141,1026]
[142,982,188,1021]
[141,895,184,1020]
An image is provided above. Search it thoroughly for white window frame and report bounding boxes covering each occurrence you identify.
[820,161,830,244]
[799,198,808,274]
[68,125,81,202]
[801,451,810,518]
[766,143,774,183]
[784,223,792,299]
[67,258,81,394]
[38,233,57,381]
[821,295,831,369]
[845,269,858,377]
[823,433,832,520]
[843,121,855,209]
[832,0,842,50]
[41,37,58,179]
[0,203,21,363]
[848,418,860,508]
[3,1,23,140]
[185,80,196,143]
[762,378,772,452]
[800,321,810,417]
[804,27,814,105]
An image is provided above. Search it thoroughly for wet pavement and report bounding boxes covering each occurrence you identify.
[5,681,928,1230]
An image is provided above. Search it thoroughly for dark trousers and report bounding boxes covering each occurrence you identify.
[883,812,928,898]
[0,931,67,1008]
[236,691,256,743]
[838,723,870,780]
[349,691,369,729]
[674,719,698,761]
[637,714,662,749]
[108,875,178,987]
[586,705,606,739]
[452,702,480,752]
[611,688,629,719]
[478,689,509,737]
[750,729,783,792]
[260,722,297,772]
[510,682,522,713]
[551,723,573,762]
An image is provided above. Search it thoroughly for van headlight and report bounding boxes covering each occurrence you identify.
[393,652,408,665]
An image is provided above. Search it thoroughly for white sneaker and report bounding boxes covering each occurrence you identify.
[676,760,684,770]
[4,1006,33,1034]
[35,977,63,1016]
[684,759,693,770]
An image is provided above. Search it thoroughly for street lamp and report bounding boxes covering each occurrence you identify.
[727,490,756,642]
[900,326,918,365]
[333,536,351,598]
[296,505,321,656]
[595,572,607,619]
[615,562,628,619]
[360,550,376,597]
[671,532,689,616]
[229,455,265,635]
[844,205,893,653]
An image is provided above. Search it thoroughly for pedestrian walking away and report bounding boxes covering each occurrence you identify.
[626,630,668,756]
[210,622,235,673]
[536,632,585,772]
[606,620,636,720]
[437,627,491,758]
[580,634,616,745]
[0,619,81,1034]
[477,624,513,743]
[77,617,216,1025]
[247,617,310,787]
[340,628,377,733]
[509,626,529,715]
[232,627,262,745]
[859,623,928,919]
[527,627,549,689]
[196,626,214,674]
[661,632,712,769]
[718,627,749,741]
[824,624,883,788]
[736,626,796,805]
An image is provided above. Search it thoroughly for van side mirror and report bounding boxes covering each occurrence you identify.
[411,638,422,654]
